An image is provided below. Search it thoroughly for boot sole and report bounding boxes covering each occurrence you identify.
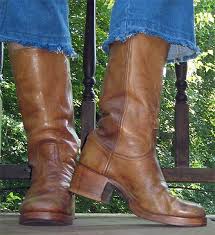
[70,164,207,227]
[19,212,73,226]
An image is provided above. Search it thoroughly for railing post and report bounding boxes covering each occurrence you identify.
[81,0,96,148]
[174,62,189,167]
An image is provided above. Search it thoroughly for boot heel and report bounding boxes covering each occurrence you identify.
[70,164,114,203]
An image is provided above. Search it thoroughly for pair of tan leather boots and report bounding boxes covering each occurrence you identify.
[8,34,206,227]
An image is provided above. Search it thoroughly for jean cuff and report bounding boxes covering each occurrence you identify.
[0,34,77,58]
[103,23,200,63]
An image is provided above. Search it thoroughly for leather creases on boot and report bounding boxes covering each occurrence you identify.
[9,45,80,225]
[70,34,207,227]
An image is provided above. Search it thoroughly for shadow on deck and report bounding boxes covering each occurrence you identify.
[0,214,214,235]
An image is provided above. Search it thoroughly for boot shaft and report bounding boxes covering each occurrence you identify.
[95,34,169,157]
[9,47,79,146]
[9,46,79,162]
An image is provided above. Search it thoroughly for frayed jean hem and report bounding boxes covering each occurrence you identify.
[103,28,200,64]
[0,35,77,58]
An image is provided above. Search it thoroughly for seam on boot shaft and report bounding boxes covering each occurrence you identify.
[102,39,132,176]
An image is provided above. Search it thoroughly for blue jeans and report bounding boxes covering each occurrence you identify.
[0,0,198,63]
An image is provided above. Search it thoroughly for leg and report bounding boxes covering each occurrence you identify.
[0,1,79,225]
[70,0,206,227]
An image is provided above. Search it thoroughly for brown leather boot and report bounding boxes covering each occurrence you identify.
[9,44,80,225]
[70,34,207,226]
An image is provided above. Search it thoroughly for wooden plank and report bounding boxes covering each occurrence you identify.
[0,164,31,180]
[163,168,215,183]
[0,165,215,183]
[1,214,214,234]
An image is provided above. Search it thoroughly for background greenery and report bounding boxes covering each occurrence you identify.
[0,0,214,214]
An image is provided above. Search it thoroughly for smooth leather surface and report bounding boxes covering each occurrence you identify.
[9,46,79,219]
[75,34,205,219]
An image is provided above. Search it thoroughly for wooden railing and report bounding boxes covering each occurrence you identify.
[0,0,214,183]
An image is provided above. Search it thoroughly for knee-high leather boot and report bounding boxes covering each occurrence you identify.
[9,44,79,225]
[70,34,206,226]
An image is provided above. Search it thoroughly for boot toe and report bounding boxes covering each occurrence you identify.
[174,198,206,218]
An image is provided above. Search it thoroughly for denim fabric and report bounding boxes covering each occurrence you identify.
[0,0,198,62]
[0,0,75,57]
[104,0,199,63]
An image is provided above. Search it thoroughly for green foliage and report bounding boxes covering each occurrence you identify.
[0,192,21,212]
[0,0,214,214]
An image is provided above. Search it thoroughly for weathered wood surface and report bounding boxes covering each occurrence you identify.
[0,214,214,235]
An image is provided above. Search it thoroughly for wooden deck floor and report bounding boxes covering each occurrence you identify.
[0,214,214,235]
